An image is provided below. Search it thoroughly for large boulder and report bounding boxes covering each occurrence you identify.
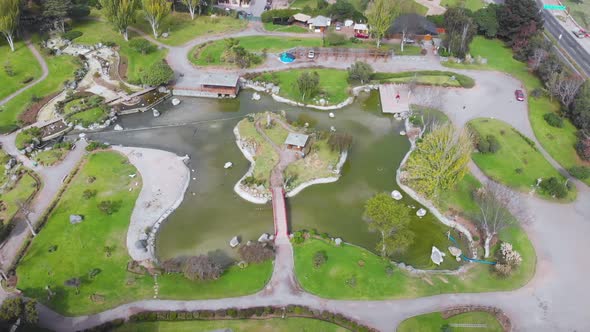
[69,215,84,224]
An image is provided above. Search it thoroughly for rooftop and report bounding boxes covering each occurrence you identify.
[354,23,368,31]
[292,13,311,22]
[178,72,240,87]
[284,133,309,147]
[309,15,330,27]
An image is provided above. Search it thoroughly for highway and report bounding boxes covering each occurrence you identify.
[540,4,590,77]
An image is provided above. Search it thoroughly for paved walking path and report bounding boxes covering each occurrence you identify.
[0,39,49,107]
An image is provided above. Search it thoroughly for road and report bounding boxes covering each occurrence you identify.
[539,3,590,77]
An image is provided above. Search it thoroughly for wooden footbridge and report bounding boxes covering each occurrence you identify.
[271,187,289,244]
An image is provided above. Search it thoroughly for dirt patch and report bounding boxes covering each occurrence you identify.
[118,55,129,81]
[18,92,61,126]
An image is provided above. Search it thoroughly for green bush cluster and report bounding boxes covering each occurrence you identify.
[477,134,501,153]
[568,166,590,180]
[511,128,536,150]
[540,177,568,198]
[85,141,109,151]
[543,113,564,128]
[261,9,299,23]
[325,32,347,46]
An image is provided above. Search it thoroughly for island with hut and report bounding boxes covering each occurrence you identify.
[233,111,350,203]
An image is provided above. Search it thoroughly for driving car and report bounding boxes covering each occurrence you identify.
[515,89,525,101]
[572,29,588,38]
[307,50,315,59]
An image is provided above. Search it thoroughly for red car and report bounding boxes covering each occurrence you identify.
[354,32,369,39]
[515,89,525,101]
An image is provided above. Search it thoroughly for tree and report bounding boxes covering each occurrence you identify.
[0,0,20,52]
[497,0,543,46]
[327,132,353,152]
[443,7,477,58]
[473,4,499,38]
[97,200,120,215]
[570,81,590,131]
[576,132,590,161]
[365,0,400,48]
[403,123,472,200]
[129,38,155,54]
[43,0,72,33]
[183,255,223,280]
[24,300,38,324]
[182,0,202,20]
[494,242,522,277]
[527,48,548,71]
[546,72,585,109]
[364,193,414,257]
[329,0,364,22]
[347,61,373,84]
[100,0,139,41]
[296,71,320,101]
[238,243,275,264]
[473,181,525,257]
[0,297,22,322]
[141,61,174,86]
[141,0,170,39]
[313,250,327,268]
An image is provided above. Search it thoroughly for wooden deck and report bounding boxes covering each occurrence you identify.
[379,84,410,114]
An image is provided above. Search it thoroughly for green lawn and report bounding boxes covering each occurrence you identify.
[34,148,68,167]
[263,22,309,33]
[398,311,503,332]
[563,0,590,29]
[254,69,350,105]
[189,36,322,67]
[391,44,423,55]
[68,107,108,127]
[0,40,43,102]
[116,318,348,332]
[290,0,317,9]
[16,151,272,315]
[0,50,79,133]
[0,172,38,224]
[237,116,279,189]
[71,19,167,84]
[132,12,247,46]
[372,71,475,88]
[440,0,486,11]
[468,118,575,201]
[294,224,534,299]
[444,36,590,186]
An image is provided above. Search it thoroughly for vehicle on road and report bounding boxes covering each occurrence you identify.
[515,89,525,101]
[307,50,315,59]
[355,32,369,39]
[572,29,589,38]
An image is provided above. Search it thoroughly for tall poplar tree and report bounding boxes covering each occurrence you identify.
[141,0,170,39]
[0,0,20,52]
[365,0,400,48]
[100,0,139,41]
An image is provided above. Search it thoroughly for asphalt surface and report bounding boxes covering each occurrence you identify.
[540,5,590,77]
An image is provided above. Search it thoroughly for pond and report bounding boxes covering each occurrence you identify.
[86,90,465,270]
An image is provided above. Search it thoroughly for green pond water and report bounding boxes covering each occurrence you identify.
[88,90,465,270]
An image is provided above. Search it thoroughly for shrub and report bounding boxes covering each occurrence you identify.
[293,113,318,128]
[291,231,305,244]
[543,112,564,128]
[83,189,97,199]
[575,135,590,161]
[540,177,568,198]
[569,166,590,179]
[347,61,374,84]
[486,135,501,153]
[183,255,223,280]
[313,250,327,268]
[98,200,120,215]
[260,9,299,23]
[530,88,544,98]
[141,61,174,86]
[21,76,34,84]
[326,32,347,46]
[129,39,155,55]
[238,243,275,263]
[62,30,83,41]
[494,242,522,277]
[420,48,427,55]
[85,141,108,151]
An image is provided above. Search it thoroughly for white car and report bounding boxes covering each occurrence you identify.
[307,50,315,59]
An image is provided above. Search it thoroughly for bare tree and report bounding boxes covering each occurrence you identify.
[238,243,275,264]
[547,72,585,108]
[473,181,527,257]
[16,200,36,237]
[528,48,548,71]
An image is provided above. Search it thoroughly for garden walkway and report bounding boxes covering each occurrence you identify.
[0,38,49,107]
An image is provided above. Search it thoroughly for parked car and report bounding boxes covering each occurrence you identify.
[355,32,369,39]
[307,50,315,59]
[335,23,342,31]
[403,37,415,44]
[515,89,525,101]
[572,29,588,38]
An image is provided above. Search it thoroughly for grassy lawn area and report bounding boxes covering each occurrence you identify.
[34,148,68,167]
[254,69,350,105]
[132,12,247,46]
[391,44,423,55]
[0,40,43,102]
[440,0,486,11]
[438,173,481,216]
[0,49,79,133]
[294,224,534,299]
[16,151,272,315]
[68,107,108,127]
[0,172,38,224]
[115,318,348,332]
[189,36,322,67]
[285,136,341,189]
[563,0,590,29]
[237,117,279,189]
[468,118,575,201]
[372,71,475,88]
[443,36,590,186]
[71,19,167,84]
[398,311,502,332]
[290,0,317,9]
[263,22,309,33]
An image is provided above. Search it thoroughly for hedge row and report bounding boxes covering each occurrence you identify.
[371,71,476,88]
[82,306,378,332]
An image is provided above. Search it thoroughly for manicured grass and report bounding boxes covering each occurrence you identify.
[285,137,341,188]
[0,172,38,224]
[68,107,107,127]
[563,0,590,29]
[132,12,247,46]
[16,151,272,315]
[0,40,43,102]
[254,69,350,105]
[468,118,575,201]
[441,0,485,11]
[115,318,348,332]
[190,36,322,67]
[388,75,462,87]
[290,0,317,9]
[294,225,534,299]
[263,22,309,33]
[444,36,590,186]
[71,19,167,84]
[372,71,475,88]
[237,117,279,188]
[34,148,68,167]
[391,44,423,55]
[0,49,79,133]
[438,173,481,215]
[398,311,503,332]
